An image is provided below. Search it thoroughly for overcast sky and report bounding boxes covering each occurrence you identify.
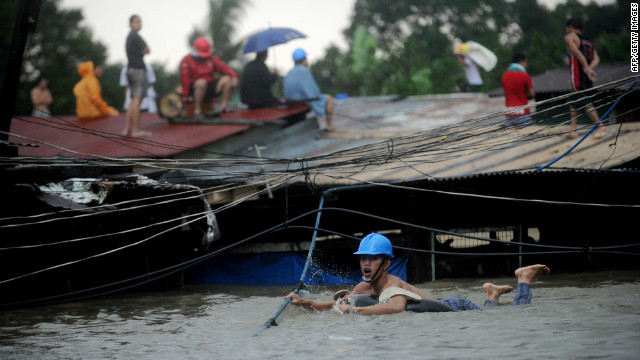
[59,0,356,73]
[58,0,616,73]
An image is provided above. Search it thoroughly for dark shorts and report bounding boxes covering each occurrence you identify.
[189,78,221,100]
[568,92,594,110]
[127,68,148,99]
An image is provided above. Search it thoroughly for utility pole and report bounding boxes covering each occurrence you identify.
[0,0,42,157]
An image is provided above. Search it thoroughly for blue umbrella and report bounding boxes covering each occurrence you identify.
[243,27,306,54]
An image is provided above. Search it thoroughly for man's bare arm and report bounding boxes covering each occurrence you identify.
[565,33,596,81]
[338,295,407,315]
[285,292,334,311]
[590,49,600,69]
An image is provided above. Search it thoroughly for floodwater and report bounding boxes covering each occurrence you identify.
[1,270,639,360]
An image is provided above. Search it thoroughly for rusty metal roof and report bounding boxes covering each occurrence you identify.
[488,62,638,96]
[8,112,249,159]
[170,92,640,186]
[7,104,309,159]
[7,91,640,188]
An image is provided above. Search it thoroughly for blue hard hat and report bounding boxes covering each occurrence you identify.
[353,233,394,258]
[292,48,307,62]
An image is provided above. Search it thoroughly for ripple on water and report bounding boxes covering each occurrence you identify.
[1,272,639,359]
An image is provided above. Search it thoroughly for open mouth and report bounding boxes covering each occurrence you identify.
[362,267,372,282]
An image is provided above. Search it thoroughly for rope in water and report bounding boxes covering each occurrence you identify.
[251,183,377,337]
[3,201,638,309]
[252,195,326,337]
[250,177,640,338]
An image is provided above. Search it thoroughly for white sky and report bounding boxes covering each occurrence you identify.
[58,0,356,73]
[58,0,615,73]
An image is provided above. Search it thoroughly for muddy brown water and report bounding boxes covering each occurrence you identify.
[1,269,639,359]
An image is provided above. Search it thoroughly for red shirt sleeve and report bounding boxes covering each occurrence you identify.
[179,55,193,100]
[212,56,237,78]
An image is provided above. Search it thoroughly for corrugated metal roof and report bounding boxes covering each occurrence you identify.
[8,92,640,188]
[488,62,638,96]
[171,93,640,186]
[7,104,309,159]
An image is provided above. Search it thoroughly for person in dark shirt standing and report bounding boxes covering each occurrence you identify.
[123,14,151,137]
[240,50,280,109]
[564,18,605,139]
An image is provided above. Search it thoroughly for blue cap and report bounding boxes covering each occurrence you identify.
[353,233,394,258]
[292,48,307,62]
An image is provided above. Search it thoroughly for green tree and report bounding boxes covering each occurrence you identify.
[100,63,126,113]
[310,45,346,96]
[343,25,383,95]
[555,0,630,63]
[151,64,181,99]
[340,0,517,94]
[189,0,249,63]
[315,0,630,98]
[1,0,110,116]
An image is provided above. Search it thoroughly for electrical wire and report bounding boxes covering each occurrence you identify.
[2,76,639,308]
[2,207,638,309]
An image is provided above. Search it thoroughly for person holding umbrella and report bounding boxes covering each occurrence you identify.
[241,27,307,110]
[283,48,334,132]
[179,36,238,117]
[240,50,280,109]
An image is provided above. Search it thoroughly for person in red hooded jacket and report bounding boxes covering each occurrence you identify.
[179,37,238,117]
[73,61,119,119]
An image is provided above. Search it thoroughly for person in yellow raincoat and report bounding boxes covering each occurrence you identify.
[73,61,119,119]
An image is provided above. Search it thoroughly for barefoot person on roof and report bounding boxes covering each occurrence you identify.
[564,18,606,139]
[283,48,334,132]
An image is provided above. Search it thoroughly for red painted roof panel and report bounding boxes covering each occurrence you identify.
[8,103,309,159]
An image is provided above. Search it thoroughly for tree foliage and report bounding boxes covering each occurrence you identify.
[188,0,249,63]
[1,0,630,117]
[1,0,111,115]
[1,0,188,116]
[311,0,630,98]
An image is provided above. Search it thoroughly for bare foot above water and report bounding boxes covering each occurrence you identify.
[515,264,550,284]
[483,283,514,302]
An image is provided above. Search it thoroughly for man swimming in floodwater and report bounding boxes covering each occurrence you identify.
[286,233,550,315]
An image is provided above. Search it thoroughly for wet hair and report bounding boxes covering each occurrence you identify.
[130,14,140,24]
[512,52,527,63]
[566,18,583,30]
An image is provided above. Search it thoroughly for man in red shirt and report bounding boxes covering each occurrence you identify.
[501,52,534,127]
[179,37,238,117]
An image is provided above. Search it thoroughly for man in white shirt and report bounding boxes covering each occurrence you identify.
[456,54,483,92]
